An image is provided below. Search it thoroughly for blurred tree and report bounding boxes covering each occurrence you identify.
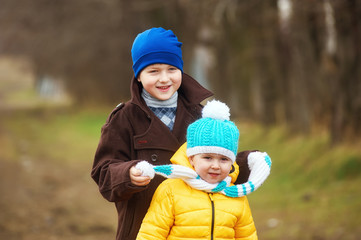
[0,0,360,143]
[0,0,186,104]
[329,0,361,143]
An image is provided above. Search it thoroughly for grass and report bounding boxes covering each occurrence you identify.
[0,107,111,164]
[1,108,361,239]
[237,121,361,240]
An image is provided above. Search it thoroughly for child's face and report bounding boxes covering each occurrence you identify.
[189,153,233,184]
[138,64,182,101]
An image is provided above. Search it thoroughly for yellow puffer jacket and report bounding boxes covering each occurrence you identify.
[136,144,258,240]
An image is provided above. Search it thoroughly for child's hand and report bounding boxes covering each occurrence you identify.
[130,166,151,186]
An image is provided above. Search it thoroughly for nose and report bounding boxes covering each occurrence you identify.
[159,71,169,83]
[211,160,220,169]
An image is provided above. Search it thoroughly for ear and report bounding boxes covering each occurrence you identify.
[188,156,195,168]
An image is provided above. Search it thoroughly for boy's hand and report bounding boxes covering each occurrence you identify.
[130,166,151,186]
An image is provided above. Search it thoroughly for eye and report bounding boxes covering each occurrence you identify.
[168,67,178,71]
[201,155,212,160]
[221,157,230,162]
[148,69,158,73]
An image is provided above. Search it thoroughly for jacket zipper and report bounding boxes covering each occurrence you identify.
[209,193,215,240]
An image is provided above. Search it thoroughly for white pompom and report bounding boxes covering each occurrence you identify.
[135,161,155,179]
[202,100,230,121]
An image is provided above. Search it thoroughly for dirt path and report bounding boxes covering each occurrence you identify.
[0,111,117,240]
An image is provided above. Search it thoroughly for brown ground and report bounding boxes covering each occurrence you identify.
[0,112,117,240]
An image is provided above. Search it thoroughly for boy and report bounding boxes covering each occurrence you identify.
[135,100,271,240]
[91,27,265,240]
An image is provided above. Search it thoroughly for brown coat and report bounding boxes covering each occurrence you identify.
[91,73,213,240]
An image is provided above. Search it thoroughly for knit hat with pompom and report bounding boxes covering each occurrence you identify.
[186,100,239,162]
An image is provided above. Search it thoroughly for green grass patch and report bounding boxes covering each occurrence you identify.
[336,155,361,180]
[0,107,111,165]
[238,122,361,239]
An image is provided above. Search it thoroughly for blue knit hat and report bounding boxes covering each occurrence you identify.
[186,100,239,162]
[131,27,183,78]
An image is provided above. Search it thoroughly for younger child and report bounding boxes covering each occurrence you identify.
[135,100,271,240]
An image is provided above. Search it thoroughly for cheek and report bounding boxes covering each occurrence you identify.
[221,164,232,173]
[139,78,156,90]
[175,80,181,90]
[194,163,208,174]
[172,72,182,85]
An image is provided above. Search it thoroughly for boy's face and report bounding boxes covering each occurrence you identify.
[189,153,233,184]
[138,64,182,101]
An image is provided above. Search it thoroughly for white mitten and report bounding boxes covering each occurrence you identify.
[135,161,156,179]
[247,151,272,189]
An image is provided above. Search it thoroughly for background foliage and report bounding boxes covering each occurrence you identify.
[1,0,360,143]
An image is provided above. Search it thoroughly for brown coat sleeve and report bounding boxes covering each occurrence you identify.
[91,105,145,202]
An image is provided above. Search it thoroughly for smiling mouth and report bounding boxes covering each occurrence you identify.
[209,173,220,177]
[157,85,171,92]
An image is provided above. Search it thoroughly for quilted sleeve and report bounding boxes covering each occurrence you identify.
[235,197,258,240]
[136,180,175,240]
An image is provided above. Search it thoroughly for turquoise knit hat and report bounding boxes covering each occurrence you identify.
[186,100,239,162]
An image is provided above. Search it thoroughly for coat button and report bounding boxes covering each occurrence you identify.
[151,154,158,162]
